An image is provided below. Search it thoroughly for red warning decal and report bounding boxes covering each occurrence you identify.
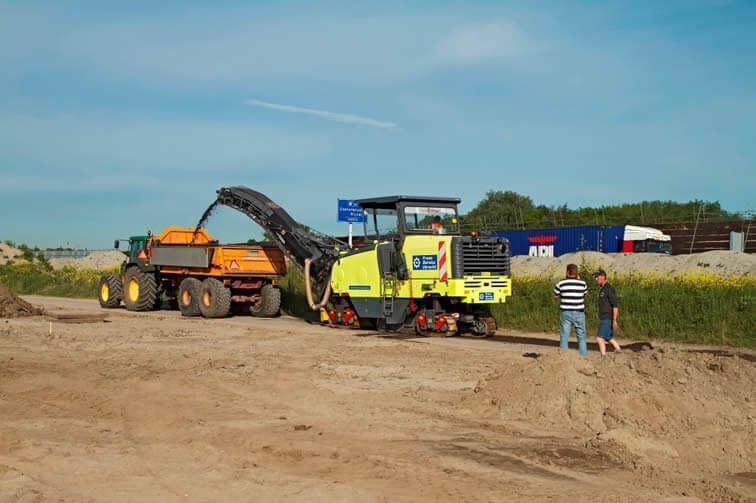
[230,260,240,270]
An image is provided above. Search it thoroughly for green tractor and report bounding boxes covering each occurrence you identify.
[98,234,160,311]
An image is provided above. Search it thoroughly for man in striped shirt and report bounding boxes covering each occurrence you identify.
[553,263,588,356]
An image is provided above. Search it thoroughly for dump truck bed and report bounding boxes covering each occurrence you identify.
[148,227,287,277]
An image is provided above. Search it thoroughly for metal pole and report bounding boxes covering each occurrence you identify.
[348,223,353,248]
[689,204,702,254]
[744,216,752,253]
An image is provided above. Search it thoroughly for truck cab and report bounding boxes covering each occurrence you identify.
[622,225,672,254]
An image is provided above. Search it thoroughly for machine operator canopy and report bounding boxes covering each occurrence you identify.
[355,196,461,237]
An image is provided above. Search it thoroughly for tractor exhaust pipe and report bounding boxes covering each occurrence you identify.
[304,258,332,310]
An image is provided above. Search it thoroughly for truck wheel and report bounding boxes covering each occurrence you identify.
[199,278,231,318]
[123,268,159,312]
[250,284,281,317]
[98,274,122,308]
[178,278,202,317]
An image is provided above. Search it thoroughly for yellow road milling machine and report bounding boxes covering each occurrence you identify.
[201,187,512,336]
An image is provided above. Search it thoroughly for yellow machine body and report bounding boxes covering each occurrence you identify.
[330,235,511,304]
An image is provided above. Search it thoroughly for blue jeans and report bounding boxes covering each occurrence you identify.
[597,319,615,341]
[560,310,587,356]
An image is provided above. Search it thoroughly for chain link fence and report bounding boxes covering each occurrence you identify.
[42,249,112,260]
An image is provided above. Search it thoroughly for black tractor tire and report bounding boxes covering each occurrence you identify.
[199,278,231,318]
[249,284,281,317]
[177,278,202,317]
[123,267,159,312]
[98,274,122,308]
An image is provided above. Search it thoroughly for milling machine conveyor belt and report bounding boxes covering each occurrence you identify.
[207,186,342,282]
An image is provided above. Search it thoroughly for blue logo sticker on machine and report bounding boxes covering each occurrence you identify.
[412,255,437,271]
[348,285,371,291]
[479,292,494,301]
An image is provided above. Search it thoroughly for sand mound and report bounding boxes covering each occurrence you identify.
[49,251,125,271]
[470,347,755,476]
[512,250,756,278]
[0,242,23,265]
[0,283,45,318]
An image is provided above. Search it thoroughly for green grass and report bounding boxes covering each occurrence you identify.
[0,261,321,321]
[0,263,115,298]
[278,265,320,322]
[490,276,756,348]
[3,261,753,348]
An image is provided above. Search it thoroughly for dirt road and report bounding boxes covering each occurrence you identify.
[1,297,754,502]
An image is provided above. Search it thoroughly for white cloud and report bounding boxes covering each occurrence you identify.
[435,22,531,65]
[245,99,398,130]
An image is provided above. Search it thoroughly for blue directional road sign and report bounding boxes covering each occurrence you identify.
[338,199,367,223]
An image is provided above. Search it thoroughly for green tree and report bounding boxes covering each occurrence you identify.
[463,191,743,231]
[463,190,535,230]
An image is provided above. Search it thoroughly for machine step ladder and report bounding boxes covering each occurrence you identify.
[381,272,397,318]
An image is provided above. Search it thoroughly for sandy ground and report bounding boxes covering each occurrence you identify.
[1,297,754,502]
[0,243,23,266]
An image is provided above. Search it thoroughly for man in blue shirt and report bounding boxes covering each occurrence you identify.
[594,268,622,355]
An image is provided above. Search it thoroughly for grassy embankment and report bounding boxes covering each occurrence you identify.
[2,262,753,347]
[0,261,319,319]
[491,263,755,348]
[0,262,118,298]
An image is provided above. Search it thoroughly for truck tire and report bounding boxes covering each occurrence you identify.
[98,274,122,308]
[199,278,231,318]
[123,267,159,312]
[249,284,281,317]
[178,277,202,317]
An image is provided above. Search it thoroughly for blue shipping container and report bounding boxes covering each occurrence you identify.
[490,225,626,257]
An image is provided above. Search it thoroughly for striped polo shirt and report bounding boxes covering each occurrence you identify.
[553,278,588,311]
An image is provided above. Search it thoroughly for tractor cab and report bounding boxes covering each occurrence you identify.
[356,196,461,240]
[114,235,151,270]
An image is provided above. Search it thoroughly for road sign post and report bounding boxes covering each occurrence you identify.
[338,199,367,248]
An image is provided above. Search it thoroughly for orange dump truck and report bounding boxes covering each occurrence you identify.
[98,227,286,318]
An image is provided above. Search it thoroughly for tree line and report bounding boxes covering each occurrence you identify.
[461,190,746,231]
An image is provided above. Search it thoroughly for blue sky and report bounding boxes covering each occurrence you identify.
[1,0,754,248]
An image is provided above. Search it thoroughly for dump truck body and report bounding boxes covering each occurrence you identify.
[99,227,286,318]
[149,227,286,277]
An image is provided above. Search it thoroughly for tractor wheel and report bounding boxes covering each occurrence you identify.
[123,268,159,312]
[249,284,281,317]
[198,278,231,318]
[177,278,202,317]
[98,274,122,308]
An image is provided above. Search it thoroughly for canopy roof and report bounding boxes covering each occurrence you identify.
[355,195,461,209]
